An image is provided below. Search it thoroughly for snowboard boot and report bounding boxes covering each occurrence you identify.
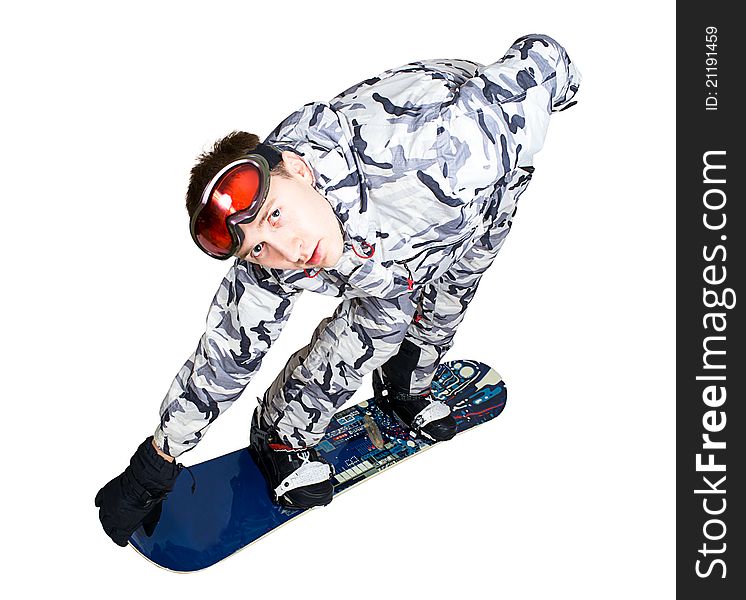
[373,340,457,442]
[249,408,334,509]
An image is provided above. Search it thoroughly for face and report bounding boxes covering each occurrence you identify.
[235,152,344,270]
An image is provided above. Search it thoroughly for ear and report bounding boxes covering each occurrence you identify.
[280,151,315,185]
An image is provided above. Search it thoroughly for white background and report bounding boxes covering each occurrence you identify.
[2,0,675,597]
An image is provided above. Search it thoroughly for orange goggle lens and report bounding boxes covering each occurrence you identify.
[191,161,266,258]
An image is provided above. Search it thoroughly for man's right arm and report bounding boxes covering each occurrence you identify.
[153,260,299,459]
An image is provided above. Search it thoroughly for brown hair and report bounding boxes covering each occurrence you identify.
[185,131,290,218]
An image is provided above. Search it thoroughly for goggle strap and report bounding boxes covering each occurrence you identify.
[252,143,283,169]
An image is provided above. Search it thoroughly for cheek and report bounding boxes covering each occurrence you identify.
[293,198,321,232]
[310,196,334,234]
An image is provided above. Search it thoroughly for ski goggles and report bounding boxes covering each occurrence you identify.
[190,143,282,260]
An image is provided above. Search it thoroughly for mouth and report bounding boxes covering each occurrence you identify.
[305,241,323,267]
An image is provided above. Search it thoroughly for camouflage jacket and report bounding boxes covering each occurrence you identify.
[154,34,581,456]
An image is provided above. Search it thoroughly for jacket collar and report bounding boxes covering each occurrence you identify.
[275,141,376,278]
[265,103,404,295]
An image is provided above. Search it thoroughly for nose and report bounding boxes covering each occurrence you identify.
[273,231,303,263]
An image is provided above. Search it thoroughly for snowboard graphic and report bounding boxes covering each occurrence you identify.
[129,360,506,571]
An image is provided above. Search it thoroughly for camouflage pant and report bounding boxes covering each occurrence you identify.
[261,165,532,446]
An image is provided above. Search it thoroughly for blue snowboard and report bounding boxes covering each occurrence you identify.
[129,360,506,571]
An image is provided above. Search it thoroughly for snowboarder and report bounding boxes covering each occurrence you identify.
[96,33,581,547]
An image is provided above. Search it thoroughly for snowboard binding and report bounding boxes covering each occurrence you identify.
[249,408,334,509]
[373,368,457,442]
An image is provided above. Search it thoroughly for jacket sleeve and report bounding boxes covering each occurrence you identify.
[154,261,299,458]
[435,33,582,197]
[263,291,419,447]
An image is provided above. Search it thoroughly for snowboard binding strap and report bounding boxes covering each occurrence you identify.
[273,454,333,499]
[410,401,451,437]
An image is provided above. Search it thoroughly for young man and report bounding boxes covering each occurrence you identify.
[95,34,581,546]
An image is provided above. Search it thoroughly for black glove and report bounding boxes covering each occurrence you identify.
[95,436,182,547]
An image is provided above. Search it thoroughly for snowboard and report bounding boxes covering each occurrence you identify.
[129,360,506,572]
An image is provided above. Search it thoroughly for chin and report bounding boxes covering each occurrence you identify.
[324,251,342,268]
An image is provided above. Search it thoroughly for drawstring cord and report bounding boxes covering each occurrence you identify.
[401,261,414,290]
[352,240,375,259]
[181,464,197,494]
